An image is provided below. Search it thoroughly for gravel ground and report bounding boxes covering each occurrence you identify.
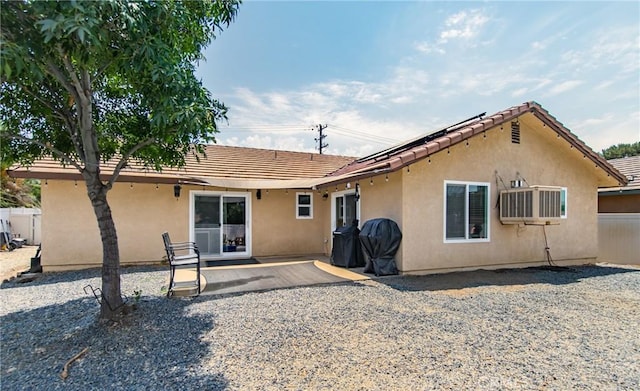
[1,264,639,390]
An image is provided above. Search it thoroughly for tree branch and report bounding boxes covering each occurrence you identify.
[107,137,157,188]
[58,46,86,104]
[19,85,67,122]
[45,60,81,105]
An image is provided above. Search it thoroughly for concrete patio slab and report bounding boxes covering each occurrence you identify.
[172,260,369,297]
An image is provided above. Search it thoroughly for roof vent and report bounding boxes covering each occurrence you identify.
[511,121,520,144]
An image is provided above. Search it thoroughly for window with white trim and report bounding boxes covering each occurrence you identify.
[444,181,490,242]
[560,187,567,218]
[296,192,313,219]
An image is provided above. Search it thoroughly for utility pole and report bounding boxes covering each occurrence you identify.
[314,124,328,154]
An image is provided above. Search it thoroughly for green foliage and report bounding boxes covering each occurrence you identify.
[0,168,40,208]
[0,0,240,173]
[133,289,142,303]
[601,142,640,159]
[0,0,240,319]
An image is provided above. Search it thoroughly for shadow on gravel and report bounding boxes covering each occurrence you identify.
[0,265,167,290]
[377,265,640,292]
[0,295,229,390]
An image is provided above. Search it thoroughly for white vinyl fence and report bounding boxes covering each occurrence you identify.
[598,213,640,265]
[0,208,42,245]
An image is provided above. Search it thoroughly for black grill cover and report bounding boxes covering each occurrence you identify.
[330,221,365,268]
[359,218,402,276]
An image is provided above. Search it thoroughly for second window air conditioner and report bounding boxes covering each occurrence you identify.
[500,185,562,225]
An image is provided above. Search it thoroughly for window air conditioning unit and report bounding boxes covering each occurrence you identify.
[500,185,562,225]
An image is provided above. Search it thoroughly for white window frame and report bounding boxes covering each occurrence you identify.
[443,180,490,243]
[189,190,252,259]
[560,187,568,218]
[296,192,313,219]
[330,189,360,232]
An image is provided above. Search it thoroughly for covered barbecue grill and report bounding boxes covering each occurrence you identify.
[330,220,365,268]
[359,218,402,276]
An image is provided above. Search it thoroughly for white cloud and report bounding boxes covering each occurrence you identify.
[414,41,446,55]
[511,87,529,97]
[210,5,638,158]
[413,8,490,56]
[439,9,489,43]
[570,110,640,152]
[531,41,546,50]
[560,26,640,74]
[548,80,584,96]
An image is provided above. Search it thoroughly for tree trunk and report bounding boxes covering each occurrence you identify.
[87,179,123,320]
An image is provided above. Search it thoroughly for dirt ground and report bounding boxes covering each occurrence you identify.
[0,245,38,281]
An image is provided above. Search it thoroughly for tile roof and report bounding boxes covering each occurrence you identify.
[603,155,640,191]
[9,144,355,184]
[323,101,627,187]
[8,102,627,189]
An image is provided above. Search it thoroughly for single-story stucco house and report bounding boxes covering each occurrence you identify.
[9,101,627,273]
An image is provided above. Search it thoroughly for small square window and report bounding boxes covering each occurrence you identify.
[296,192,313,219]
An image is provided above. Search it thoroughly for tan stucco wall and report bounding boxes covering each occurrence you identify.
[41,181,190,270]
[40,182,330,271]
[357,171,404,267]
[397,113,606,273]
[251,189,329,257]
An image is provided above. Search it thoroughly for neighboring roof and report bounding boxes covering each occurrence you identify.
[8,102,627,189]
[8,144,356,186]
[323,101,627,187]
[599,155,640,194]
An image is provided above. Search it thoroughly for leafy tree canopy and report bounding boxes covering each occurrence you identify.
[601,142,640,160]
[0,0,239,320]
[1,0,239,176]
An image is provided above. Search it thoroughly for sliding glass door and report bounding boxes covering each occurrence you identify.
[192,192,250,258]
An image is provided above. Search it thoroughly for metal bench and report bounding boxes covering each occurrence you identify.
[162,232,201,297]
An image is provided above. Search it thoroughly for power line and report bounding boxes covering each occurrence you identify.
[217,122,403,148]
[327,124,402,144]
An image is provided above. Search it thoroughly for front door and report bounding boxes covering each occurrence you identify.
[191,191,250,259]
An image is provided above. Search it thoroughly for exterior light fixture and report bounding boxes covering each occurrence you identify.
[256,189,262,200]
[173,184,182,199]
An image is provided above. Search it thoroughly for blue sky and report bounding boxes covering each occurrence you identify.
[196,1,640,157]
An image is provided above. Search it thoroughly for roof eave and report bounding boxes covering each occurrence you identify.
[328,102,627,187]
